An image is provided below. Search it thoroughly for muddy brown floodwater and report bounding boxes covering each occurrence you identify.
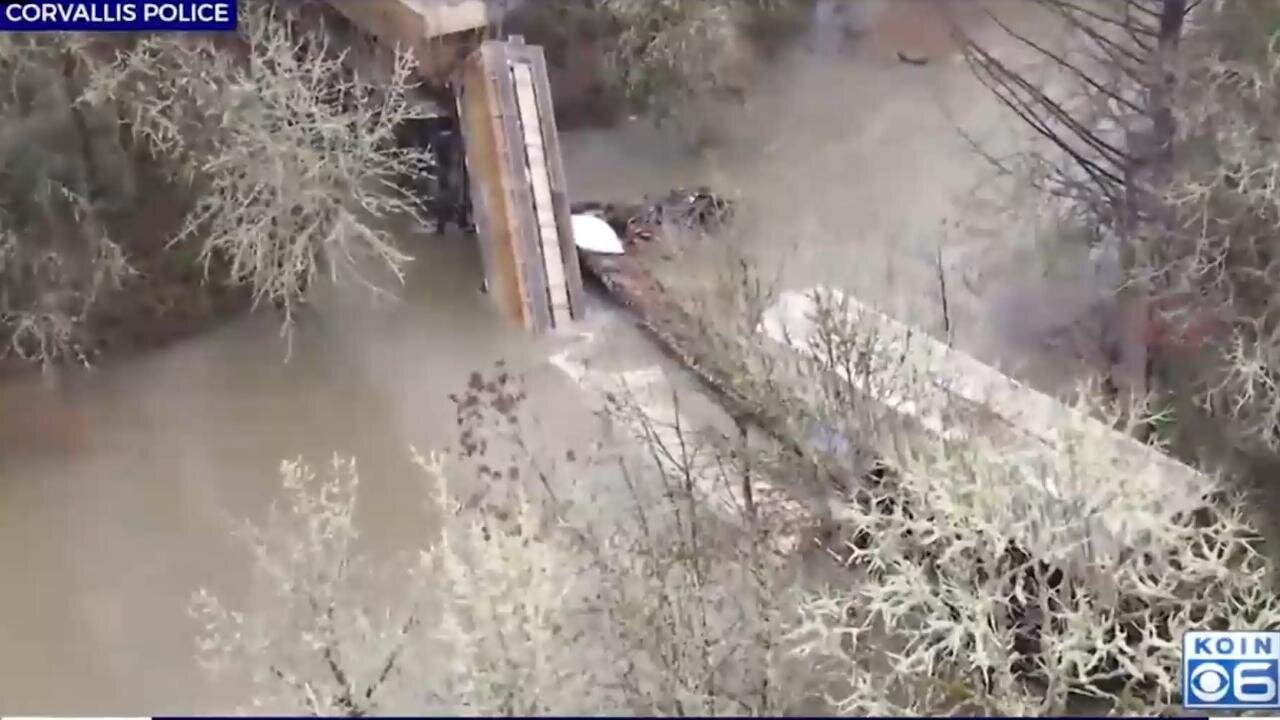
[0,1,1107,713]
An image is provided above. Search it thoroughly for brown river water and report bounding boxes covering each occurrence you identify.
[0,1,1109,712]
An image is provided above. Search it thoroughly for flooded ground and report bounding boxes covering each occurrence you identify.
[0,1,1109,713]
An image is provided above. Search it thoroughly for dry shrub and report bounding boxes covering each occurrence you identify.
[0,4,436,366]
[1154,1,1280,456]
[0,34,134,365]
[194,366,805,715]
[788,353,1280,714]
[83,3,432,329]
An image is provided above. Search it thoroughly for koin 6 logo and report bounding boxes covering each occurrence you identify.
[1183,631,1280,709]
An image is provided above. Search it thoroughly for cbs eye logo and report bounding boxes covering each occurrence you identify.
[1189,662,1232,703]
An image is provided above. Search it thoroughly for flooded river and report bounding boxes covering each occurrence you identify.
[0,228,715,713]
[0,1,1102,713]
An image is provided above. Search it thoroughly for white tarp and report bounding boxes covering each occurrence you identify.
[570,214,624,255]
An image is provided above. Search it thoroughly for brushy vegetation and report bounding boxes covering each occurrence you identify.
[1162,0,1280,457]
[505,0,794,123]
[193,367,807,715]
[596,0,774,114]
[0,34,134,364]
[84,3,430,327]
[0,3,432,366]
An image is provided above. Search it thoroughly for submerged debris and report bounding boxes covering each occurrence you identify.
[570,187,735,251]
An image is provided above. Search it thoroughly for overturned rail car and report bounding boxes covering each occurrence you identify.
[457,37,586,333]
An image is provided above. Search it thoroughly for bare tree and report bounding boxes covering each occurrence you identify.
[0,3,438,368]
[959,0,1198,406]
[962,0,1280,466]
[958,0,1280,465]
[82,2,432,331]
